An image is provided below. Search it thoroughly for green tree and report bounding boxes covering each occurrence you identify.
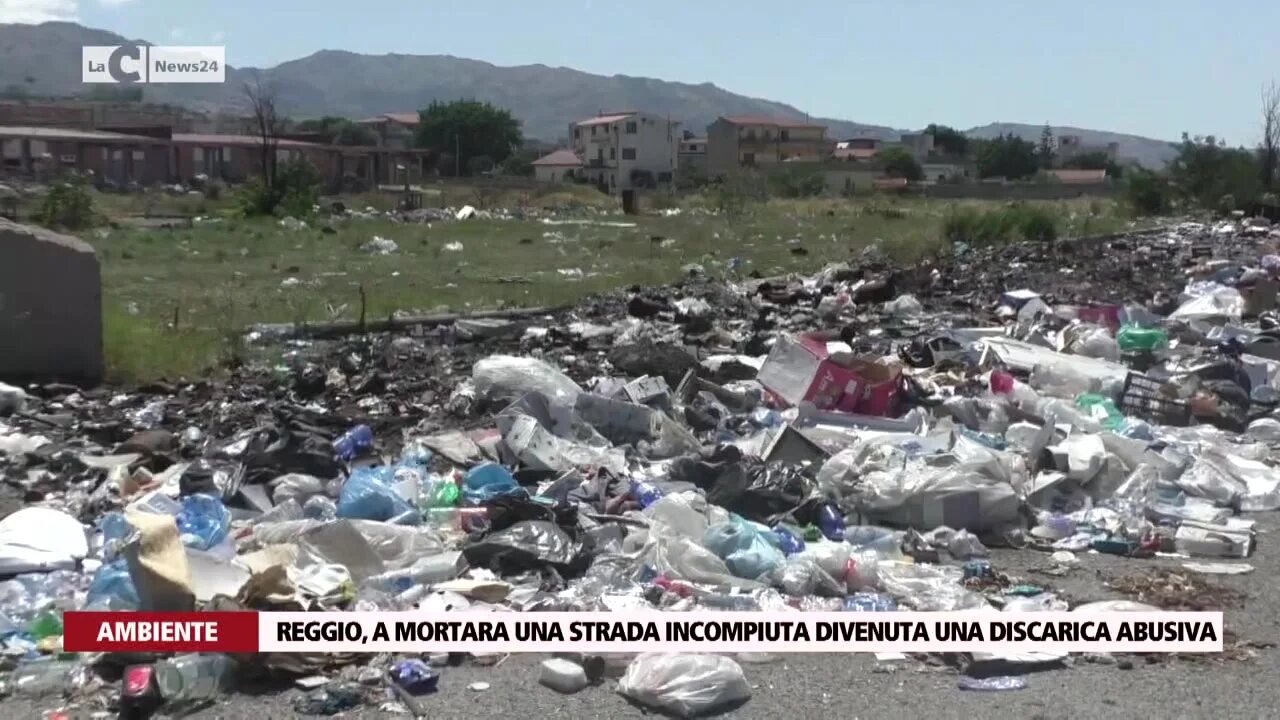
[924,124,968,156]
[414,99,522,176]
[976,134,1039,179]
[1062,151,1124,178]
[1169,133,1262,208]
[1038,124,1056,169]
[1126,168,1171,215]
[296,117,376,146]
[878,146,923,181]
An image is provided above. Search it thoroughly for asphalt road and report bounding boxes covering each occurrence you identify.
[9,509,1276,720]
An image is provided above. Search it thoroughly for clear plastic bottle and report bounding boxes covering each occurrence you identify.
[153,654,236,701]
[424,507,490,533]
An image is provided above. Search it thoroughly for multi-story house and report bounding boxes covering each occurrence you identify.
[568,111,679,193]
[705,116,831,176]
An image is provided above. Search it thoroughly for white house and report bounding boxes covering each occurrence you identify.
[568,111,679,193]
[532,149,583,183]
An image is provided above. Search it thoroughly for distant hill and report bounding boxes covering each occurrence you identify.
[0,22,1177,166]
[966,122,1178,168]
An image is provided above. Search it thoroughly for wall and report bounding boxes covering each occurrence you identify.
[535,165,577,183]
[705,120,739,177]
[924,182,1119,200]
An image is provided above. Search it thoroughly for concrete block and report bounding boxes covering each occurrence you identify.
[0,219,102,385]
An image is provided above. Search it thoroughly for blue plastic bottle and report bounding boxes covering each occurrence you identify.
[332,424,374,462]
[629,479,664,509]
[771,527,806,555]
[817,504,845,542]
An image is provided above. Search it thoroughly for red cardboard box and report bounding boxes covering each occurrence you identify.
[757,334,902,416]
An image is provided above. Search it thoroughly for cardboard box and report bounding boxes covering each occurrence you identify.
[757,334,902,416]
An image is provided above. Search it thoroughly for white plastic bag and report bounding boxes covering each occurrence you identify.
[618,654,751,718]
[0,507,88,574]
[473,356,582,402]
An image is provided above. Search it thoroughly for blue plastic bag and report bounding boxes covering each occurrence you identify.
[175,494,231,550]
[337,465,413,521]
[463,463,526,504]
[703,518,784,580]
[84,560,140,611]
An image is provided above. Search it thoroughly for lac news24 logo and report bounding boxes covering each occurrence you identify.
[83,44,226,84]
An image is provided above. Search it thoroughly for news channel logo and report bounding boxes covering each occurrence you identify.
[82,45,226,84]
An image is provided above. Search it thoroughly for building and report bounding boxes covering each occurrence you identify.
[568,111,679,193]
[0,126,171,185]
[705,116,831,176]
[896,132,936,161]
[356,113,421,150]
[920,161,971,183]
[678,137,707,175]
[1055,135,1119,162]
[833,138,881,162]
[532,149,583,183]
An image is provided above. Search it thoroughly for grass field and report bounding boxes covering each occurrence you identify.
[42,185,1142,383]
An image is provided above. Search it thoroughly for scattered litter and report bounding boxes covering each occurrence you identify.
[361,236,399,255]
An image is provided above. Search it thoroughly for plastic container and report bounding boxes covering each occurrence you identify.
[771,527,806,555]
[423,473,461,508]
[1119,372,1191,426]
[332,424,374,462]
[154,654,236,701]
[175,494,231,550]
[539,658,589,694]
[1117,325,1169,352]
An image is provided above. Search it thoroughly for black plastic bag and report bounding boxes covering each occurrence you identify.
[462,520,588,575]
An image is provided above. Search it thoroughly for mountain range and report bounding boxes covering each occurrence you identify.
[0,21,1177,167]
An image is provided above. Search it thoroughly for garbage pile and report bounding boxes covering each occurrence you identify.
[1,218,1279,716]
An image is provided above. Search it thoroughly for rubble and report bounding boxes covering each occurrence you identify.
[2,219,1280,715]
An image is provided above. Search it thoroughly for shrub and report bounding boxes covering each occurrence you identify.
[1014,206,1059,242]
[38,179,95,230]
[203,180,224,201]
[1125,169,1171,216]
[712,171,769,215]
[237,157,322,218]
[768,168,826,198]
[941,205,1059,245]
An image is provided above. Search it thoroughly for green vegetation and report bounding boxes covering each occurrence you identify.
[942,203,1064,245]
[237,157,323,218]
[878,147,923,181]
[295,116,378,146]
[924,124,969,156]
[1124,168,1171,216]
[84,191,1135,383]
[414,100,522,175]
[1062,151,1124,178]
[767,168,826,198]
[37,179,95,230]
[1167,133,1262,209]
[975,133,1039,180]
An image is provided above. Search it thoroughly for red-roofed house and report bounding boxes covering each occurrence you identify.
[356,112,421,149]
[706,115,831,176]
[532,149,583,183]
[568,111,679,193]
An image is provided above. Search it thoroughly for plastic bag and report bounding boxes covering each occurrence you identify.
[0,508,88,575]
[617,654,751,718]
[337,466,414,522]
[461,520,584,573]
[1116,325,1169,352]
[175,494,231,550]
[1069,326,1120,362]
[83,559,140,611]
[703,519,784,580]
[473,356,582,403]
[884,294,923,317]
[463,463,526,504]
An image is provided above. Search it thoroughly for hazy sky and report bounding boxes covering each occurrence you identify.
[4,0,1278,144]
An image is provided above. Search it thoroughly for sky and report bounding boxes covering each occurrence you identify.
[2,0,1278,144]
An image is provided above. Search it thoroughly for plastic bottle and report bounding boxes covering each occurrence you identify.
[10,659,76,697]
[423,473,461,508]
[816,504,845,542]
[539,658,589,694]
[332,424,374,462]
[84,560,140,611]
[771,527,806,555]
[629,478,664,509]
[153,654,236,701]
[28,611,62,640]
[389,659,439,695]
[302,495,337,520]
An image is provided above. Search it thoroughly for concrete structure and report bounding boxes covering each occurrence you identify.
[356,113,421,150]
[0,126,170,185]
[1048,168,1108,184]
[0,219,102,385]
[921,161,971,183]
[0,100,197,135]
[568,112,679,193]
[834,138,881,162]
[1055,135,1119,163]
[678,137,707,175]
[705,116,831,177]
[896,132,936,161]
[532,149,583,183]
